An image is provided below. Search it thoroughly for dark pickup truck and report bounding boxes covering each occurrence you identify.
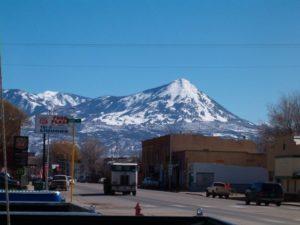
[0,201,234,225]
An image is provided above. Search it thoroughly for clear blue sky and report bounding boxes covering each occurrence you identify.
[0,0,299,123]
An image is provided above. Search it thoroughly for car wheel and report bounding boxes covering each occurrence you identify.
[225,195,229,199]
[265,202,269,206]
[245,200,250,205]
[206,191,210,197]
[276,202,281,207]
[256,201,261,206]
[212,193,216,198]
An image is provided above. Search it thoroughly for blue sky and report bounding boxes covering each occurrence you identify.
[0,0,299,123]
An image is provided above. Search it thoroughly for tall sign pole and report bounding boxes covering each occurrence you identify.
[70,123,75,202]
[68,118,81,203]
[42,133,46,185]
[0,54,11,225]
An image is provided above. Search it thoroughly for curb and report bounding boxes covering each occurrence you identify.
[184,192,300,207]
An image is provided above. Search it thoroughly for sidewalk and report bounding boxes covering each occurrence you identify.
[183,191,300,207]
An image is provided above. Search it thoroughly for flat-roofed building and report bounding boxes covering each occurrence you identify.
[267,135,300,198]
[142,134,267,191]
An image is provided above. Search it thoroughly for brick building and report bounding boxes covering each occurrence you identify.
[266,135,300,197]
[142,134,267,191]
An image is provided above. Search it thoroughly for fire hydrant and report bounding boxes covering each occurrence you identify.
[135,203,143,216]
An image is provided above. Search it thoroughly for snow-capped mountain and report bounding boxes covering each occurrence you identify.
[4,78,258,155]
[4,89,90,115]
[72,78,248,126]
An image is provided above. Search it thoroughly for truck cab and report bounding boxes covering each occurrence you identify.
[103,162,137,196]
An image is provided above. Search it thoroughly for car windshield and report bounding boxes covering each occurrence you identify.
[214,183,225,187]
[262,184,283,194]
[53,176,66,180]
[0,1,299,225]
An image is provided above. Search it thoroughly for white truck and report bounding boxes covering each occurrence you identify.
[206,182,231,199]
[103,162,138,196]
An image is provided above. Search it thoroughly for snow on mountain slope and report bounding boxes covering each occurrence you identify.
[4,78,258,155]
[4,89,90,116]
[73,78,248,126]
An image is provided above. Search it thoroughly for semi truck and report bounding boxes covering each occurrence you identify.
[103,162,138,196]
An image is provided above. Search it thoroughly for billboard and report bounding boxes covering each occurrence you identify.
[13,136,29,167]
[35,115,70,134]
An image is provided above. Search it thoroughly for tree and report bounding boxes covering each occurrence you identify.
[0,100,28,145]
[50,140,80,164]
[0,101,28,167]
[80,138,105,179]
[259,92,300,147]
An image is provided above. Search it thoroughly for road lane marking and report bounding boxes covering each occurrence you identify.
[170,204,187,208]
[143,204,156,208]
[285,207,300,210]
[230,205,246,209]
[262,218,284,224]
[199,205,213,208]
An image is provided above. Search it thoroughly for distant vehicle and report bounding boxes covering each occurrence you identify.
[0,172,21,190]
[206,182,231,199]
[103,162,138,196]
[77,176,86,183]
[50,175,69,191]
[141,177,160,189]
[67,176,75,185]
[245,182,284,206]
[98,177,106,184]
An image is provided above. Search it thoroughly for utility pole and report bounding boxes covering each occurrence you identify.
[70,123,75,202]
[42,133,46,185]
[0,54,11,225]
[168,145,172,191]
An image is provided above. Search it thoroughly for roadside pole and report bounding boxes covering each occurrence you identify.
[70,123,75,202]
[69,117,81,203]
[0,54,11,225]
[168,146,172,191]
[43,133,46,186]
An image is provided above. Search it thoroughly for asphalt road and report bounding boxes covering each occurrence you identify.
[70,183,300,225]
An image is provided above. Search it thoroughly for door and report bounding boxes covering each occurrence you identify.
[196,172,214,191]
[120,174,129,186]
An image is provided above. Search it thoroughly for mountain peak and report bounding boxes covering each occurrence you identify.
[37,90,59,98]
[159,78,200,105]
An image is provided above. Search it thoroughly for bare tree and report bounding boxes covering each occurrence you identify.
[0,101,28,145]
[259,92,300,148]
[80,138,105,179]
[50,141,80,163]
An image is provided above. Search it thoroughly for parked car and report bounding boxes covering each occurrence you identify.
[77,176,86,183]
[67,176,75,185]
[98,177,106,184]
[206,182,231,198]
[50,175,70,191]
[142,177,160,188]
[0,173,21,190]
[245,182,283,206]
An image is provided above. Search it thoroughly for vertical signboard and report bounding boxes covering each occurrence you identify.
[13,136,29,167]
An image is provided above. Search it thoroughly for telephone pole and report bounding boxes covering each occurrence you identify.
[0,54,11,225]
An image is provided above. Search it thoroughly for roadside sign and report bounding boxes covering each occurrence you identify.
[13,136,29,167]
[35,115,70,134]
[67,118,82,123]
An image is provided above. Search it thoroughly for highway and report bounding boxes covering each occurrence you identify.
[70,182,300,225]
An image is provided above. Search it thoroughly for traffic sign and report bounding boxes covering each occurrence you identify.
[67,118,82,123]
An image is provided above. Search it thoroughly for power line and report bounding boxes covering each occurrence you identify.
[3,63,300,69]
[2,42,300,48]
